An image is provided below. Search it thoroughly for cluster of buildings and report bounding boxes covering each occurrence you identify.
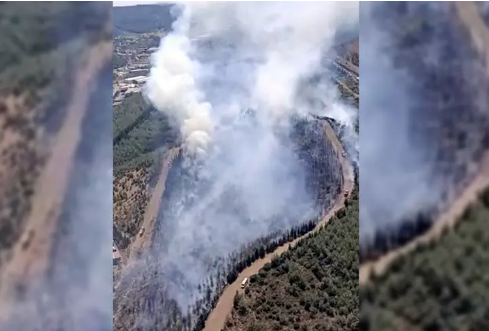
[113,47,157,105]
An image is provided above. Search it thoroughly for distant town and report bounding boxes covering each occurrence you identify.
[113,32,359,108]
[113,31,164,105]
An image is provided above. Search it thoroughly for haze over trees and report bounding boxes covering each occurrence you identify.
[360,3,489,330]
[361,1,489,253]
[0,1,111,264]
[360,186,489,331]
[112,6,359,331]
[113,113,349,331]
[0,2,112,330]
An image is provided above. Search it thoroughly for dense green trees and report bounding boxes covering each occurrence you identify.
[360,185,489,331]
[113,92,179,174]
[0,2,110,97]
[113,92,179,251]
[225,186,359,331]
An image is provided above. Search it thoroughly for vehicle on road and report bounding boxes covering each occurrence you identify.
[342,151,346,157]
[344,190,349,197]
[139,227,145,237]
[241,277,248,289]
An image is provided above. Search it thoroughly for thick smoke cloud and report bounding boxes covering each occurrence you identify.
[147,1,359,155]
[359,3,441,241]
[146,5,214,158]
[360,2,489,242]
[146,1,359,309]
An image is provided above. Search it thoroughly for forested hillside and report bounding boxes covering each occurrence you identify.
[1,2,110,98]
[113,4,174,35]
[225,185,359,331]
[360,3,489,331]
[360,186,489,331]
[0,1,111,266]
[0,2,112,329]
[113,92,178,249]
[113,92,179,174]
[114,116,349,331]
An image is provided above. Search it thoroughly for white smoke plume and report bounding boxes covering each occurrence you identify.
[147,1,359,156]
[146,5,214,158]
[144,1,359,310]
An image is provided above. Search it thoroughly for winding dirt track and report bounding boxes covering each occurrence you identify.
[0,40,112,323]
[129,147,180,261]
[203,120,354,331]
[359,1,489,286]
[360,153,489,285]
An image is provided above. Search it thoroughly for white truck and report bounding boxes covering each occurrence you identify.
[241,277,249,289]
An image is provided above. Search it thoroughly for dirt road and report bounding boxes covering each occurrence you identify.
[360,153,489,285]
[0,41,112,322]
[203,120,354,331]
[129,147,180,261]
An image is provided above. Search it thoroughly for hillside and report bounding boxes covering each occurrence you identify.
[0,2,112,330]
[360,2,489,330]
[112,8,359,330]
[360,1,489,262]
[224,186,358,331]
[113,92,178,250]
[113,50,359,329]
[335,40,359,67]
[360,186,489,331]
[113,114,346,331]
[0,2,110,97]
[113,4,174,35]
[0,1,110,274]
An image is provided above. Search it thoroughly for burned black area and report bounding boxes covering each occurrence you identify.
[361,2,489,262]
[153,115,342,259]
[291,116,343,208]
[113,116,343,331]
[360,209,436,264]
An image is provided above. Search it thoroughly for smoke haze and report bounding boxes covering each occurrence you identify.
[145,1,359,310]
[147,1,359,156]
[360,2,489,242]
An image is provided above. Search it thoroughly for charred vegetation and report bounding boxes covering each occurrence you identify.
[361,1,489,264]
[113,115,344,331]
